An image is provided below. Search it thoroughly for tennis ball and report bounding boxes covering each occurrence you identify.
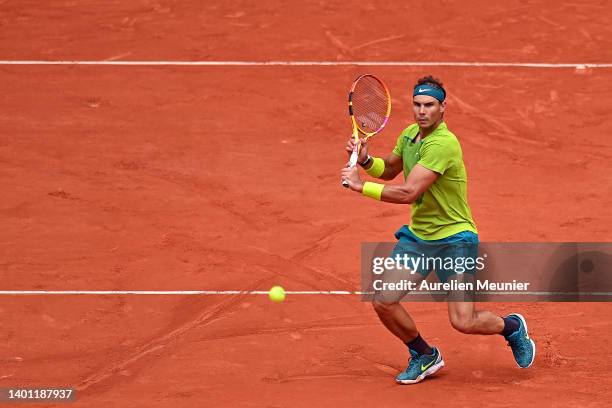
[269,286,286,302]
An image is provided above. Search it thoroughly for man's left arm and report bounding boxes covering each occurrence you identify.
[341,164,439,204]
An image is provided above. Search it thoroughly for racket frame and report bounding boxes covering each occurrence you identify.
[343,74,391,187]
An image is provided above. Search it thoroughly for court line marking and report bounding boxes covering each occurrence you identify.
[0,291,610,296]
[0,60,610,68]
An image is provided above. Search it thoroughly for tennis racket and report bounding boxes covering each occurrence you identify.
[342,74,391,188]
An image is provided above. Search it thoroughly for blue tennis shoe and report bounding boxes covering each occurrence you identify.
[504,313,536,368]
[396,347,444,384]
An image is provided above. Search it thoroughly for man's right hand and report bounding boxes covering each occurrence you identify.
[345,137,369,165]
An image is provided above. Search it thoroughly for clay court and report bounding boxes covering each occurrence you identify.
[1,1,611,406]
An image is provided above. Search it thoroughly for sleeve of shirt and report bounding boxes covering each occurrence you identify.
[392,133,405,156]
[418,137,458,174]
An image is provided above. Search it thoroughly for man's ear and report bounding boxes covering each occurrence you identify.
[439,100,446,113]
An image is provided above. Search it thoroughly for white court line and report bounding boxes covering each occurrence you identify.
[0,60,610,68]
[0,291,611,296]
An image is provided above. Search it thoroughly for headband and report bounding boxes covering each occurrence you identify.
[413,84,446,102]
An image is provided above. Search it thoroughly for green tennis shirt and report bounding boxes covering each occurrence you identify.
[392,122,478,240]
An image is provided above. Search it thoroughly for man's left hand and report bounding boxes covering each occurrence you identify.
[341,166,363,192]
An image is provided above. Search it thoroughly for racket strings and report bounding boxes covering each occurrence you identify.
[352,77,390,133]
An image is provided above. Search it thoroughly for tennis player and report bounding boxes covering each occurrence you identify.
[340,75,536,384]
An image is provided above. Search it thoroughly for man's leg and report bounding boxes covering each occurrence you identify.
[371,226,445,384]
[371,266,424,344]
[372,300,420,343]
[440,237,536,369]
[447,300,504,335]
[373,298,444,384]
[446,295,536,368]
[444,274,504,334]
[371,232,429,347]
[371,267,444,384]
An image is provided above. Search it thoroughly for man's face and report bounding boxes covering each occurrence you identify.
[412,95,445,128]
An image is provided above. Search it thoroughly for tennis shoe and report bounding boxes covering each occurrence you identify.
[505,313,536,368]
[396,347,444,384]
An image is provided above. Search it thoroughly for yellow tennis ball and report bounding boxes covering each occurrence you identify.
[268,286,286,302]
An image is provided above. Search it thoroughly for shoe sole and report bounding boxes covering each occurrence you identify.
[396,356,445,385]
[509,313,536,368]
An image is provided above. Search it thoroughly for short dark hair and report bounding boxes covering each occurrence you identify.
[415,75,445,95]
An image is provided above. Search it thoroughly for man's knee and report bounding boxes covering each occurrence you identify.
[372,299,400,316]
[450,312,476,334]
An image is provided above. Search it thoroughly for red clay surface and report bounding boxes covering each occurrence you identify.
[1,1,611,407]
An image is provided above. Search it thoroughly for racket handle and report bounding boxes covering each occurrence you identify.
[342,147,359,188]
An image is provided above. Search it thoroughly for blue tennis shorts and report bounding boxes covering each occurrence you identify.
[391,226,480,283]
